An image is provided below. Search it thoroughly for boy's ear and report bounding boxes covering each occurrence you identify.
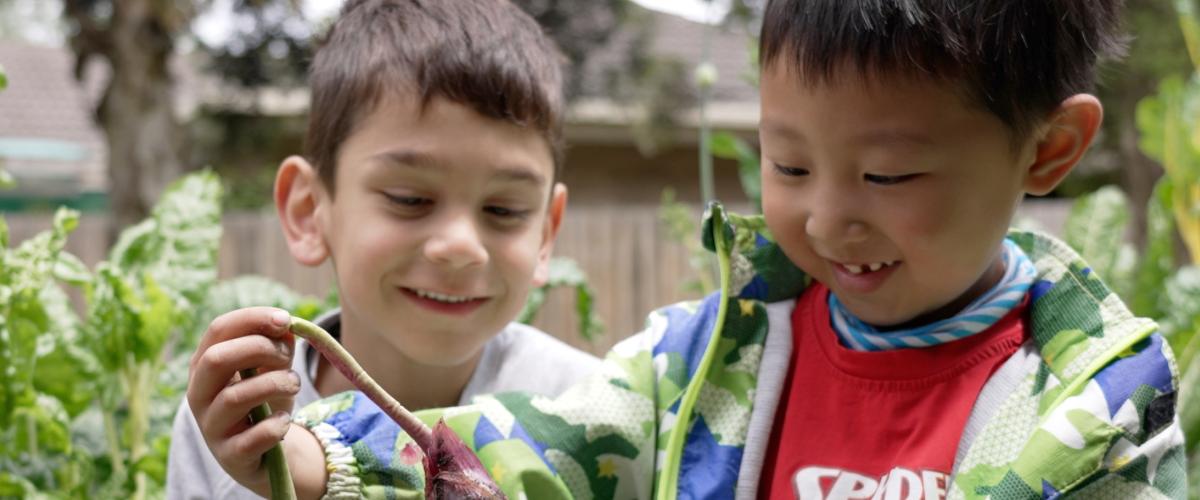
[532,183,568,287]
[275,155,331,266]
[1024,94,1104,196]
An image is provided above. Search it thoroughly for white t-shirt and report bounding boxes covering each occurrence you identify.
[166,311,602,499]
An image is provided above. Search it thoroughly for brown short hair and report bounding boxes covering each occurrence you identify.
[304,0,565,191]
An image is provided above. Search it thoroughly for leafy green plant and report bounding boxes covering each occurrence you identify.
[0,171,223,499]
[517,257,604,341]
[1065,2,1200,492]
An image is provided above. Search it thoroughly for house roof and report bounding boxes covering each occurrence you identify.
[0,42,107,193]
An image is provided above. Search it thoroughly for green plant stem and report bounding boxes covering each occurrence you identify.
[25,411,54,488]
[102,407,127,482]
[656,205,733,500]
[127,363,153,500]
[252,317,434,499]
[241,381,297,500]
[289,317,434,450]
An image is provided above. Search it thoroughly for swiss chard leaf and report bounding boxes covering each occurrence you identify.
[84,264,141,373]
[110,171,223,315]
[1063,186,1136,296]
[1133,177,1178,317]
[0,208,78,427]
[33,285,98,417]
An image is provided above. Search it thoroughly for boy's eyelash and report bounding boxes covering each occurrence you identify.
[773,163,809,177]
[384,194,431,206]
[485,206,531,219]
[864,173,919,185]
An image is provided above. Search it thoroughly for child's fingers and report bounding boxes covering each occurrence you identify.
[187,333,296,416]
[212,410,293,474]
[192,307,293,371]
[203,369,301,438]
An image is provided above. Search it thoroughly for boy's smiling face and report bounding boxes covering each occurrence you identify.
[304,93,562,367]
[759,63,1044,327]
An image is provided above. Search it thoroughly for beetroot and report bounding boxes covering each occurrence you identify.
[424,420,506,499]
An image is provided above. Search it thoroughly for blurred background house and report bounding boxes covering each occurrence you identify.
[0,42,106,211]
[1,0,1178,354]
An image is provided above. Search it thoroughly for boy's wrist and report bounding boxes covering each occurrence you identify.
[283,422,331,500]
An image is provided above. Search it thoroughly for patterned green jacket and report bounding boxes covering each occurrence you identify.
[296,205,1186,499]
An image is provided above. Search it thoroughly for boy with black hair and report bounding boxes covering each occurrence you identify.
[166,1,602,498]
[222,0,1187,498]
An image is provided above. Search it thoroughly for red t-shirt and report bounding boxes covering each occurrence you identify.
[759,284,1028,500]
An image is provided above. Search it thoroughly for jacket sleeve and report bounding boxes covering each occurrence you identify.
[292,309,680,500]
[1060,332,1189,499]
[953,332,1189,499]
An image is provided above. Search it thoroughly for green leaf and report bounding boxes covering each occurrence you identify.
[84,265,141,372]
[1139,75,1200,183]
[1179,360,1200,457]
[516,287,547,325]
[4,290,50,425]
[31,284,98,417]
[710,132,761,211]
[0,473,37,498]
[54,251,92,287]
[1160,266,1200,370]
[517,258,604,341]
[547,258,604,341]
[1133,177,1178,317]
[12,395,73,456]
[0,168,13,190]
[110,171,224,314]
[0,63,7,90]
[9,207,80,291]
[1063,186,1134,294]
[133,274,177,363]
[1137,76,1177,165]
[132,434,171,484]
[197,275,306,316]
[188,275,320,351]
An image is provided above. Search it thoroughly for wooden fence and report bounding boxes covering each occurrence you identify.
[4,201,1071,356]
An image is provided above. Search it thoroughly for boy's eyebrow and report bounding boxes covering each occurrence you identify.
[759,120,804,141]
[761,121,935,149]
[851,129,936,149]
[370,149,547,186]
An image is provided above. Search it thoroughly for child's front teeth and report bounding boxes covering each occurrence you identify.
[844,262,894,275]
[415,289,473,303]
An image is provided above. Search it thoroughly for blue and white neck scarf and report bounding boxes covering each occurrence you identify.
[828,239,1037,351]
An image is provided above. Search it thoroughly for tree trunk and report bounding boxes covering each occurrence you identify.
[1114,88,1162,249]
[89,0,187,232]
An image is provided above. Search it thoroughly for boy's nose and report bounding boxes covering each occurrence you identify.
[424,216,489,269]
[804,210,869,245]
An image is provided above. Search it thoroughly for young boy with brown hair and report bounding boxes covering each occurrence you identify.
[214,0,1187,498]
[165,1,603,497]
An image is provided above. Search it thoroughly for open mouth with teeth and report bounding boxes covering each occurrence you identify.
[407,288,483,304]
[839,261,900,275]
